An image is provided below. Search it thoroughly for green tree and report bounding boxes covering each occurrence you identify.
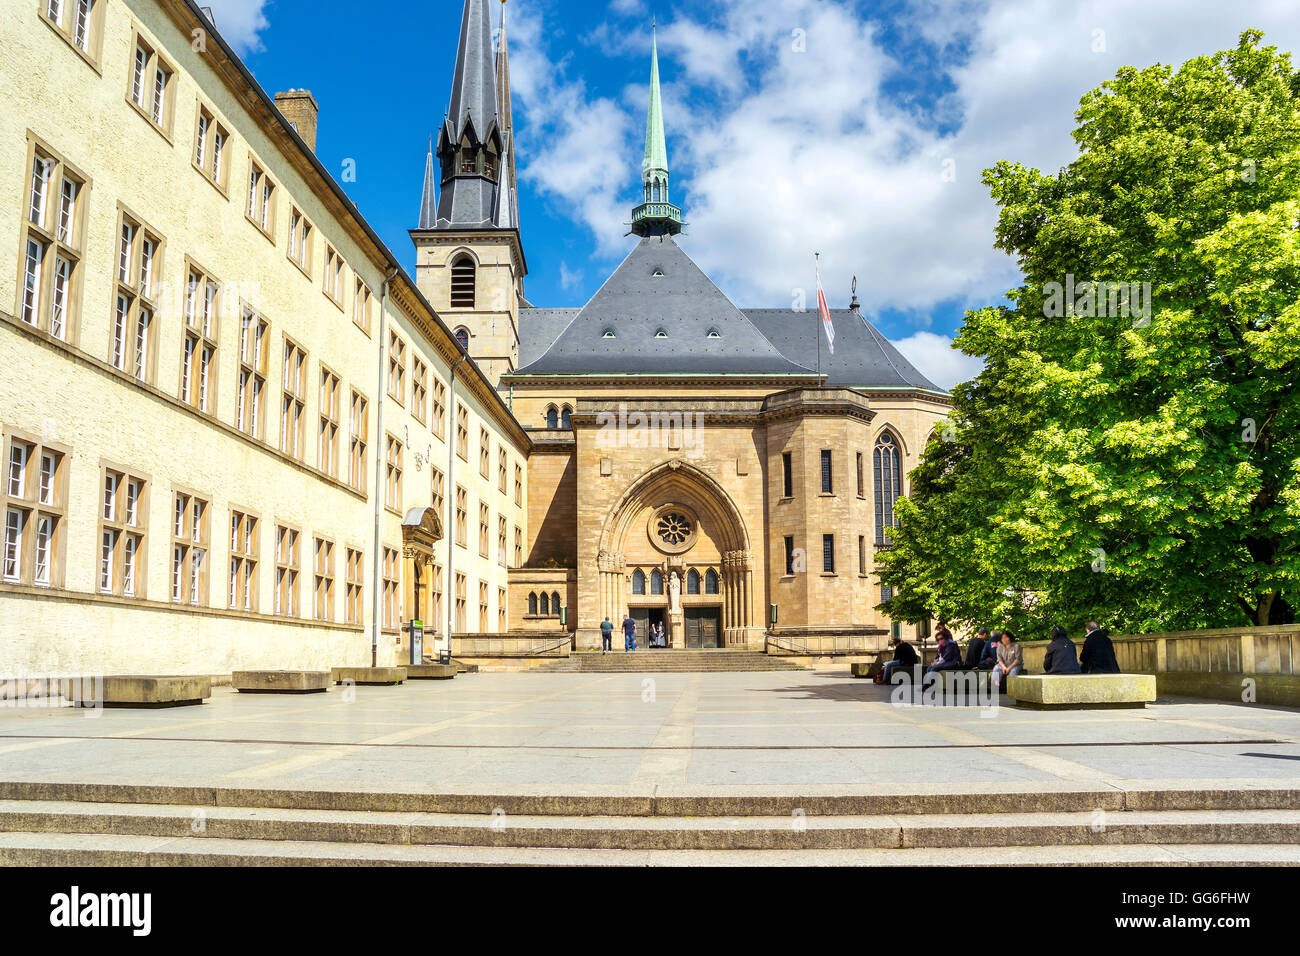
[880,31,1300,634]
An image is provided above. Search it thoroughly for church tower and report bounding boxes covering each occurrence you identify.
[412,0,525,388]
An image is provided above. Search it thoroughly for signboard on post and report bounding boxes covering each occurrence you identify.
[408,620,423,665]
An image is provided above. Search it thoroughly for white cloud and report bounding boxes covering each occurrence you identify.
[203,0,271,56]
[559,262,584,290]
[893,331,986,389]
[509,0,1300,342]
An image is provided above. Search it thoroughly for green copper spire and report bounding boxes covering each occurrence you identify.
[630,21,684,237]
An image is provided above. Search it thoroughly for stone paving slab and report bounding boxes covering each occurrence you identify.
[0,671,1296,796]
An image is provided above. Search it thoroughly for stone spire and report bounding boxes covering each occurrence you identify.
[494,0,519,230]
[432,0,506,228]
[630,22,683,237]
[418,135,437,230]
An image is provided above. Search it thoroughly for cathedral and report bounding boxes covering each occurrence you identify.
[413,0,952,654]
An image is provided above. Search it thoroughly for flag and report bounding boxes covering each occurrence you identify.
[815,258,835,355]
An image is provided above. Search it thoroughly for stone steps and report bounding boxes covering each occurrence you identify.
[4,831,1300,867]
[533,651,808,673]
[0,799,1297,852]
[1,784,1299,864]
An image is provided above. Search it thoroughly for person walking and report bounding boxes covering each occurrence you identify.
[1043,625,1081,674]
[600,616,614,654]
[1080,621,1120,674]
[622,611,637,652]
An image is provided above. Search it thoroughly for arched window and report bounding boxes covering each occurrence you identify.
[654,328,668,339]
[632,569,646,595]
[650,569,664,595]
[551,591,561,615]
[687,569,700,594]
[874,431,903,545]
[561,406,572,429]
[545,406,558,429]
[539,592,549,615]
[454,327,470,351]
[528,592,537,615]
[602,328,616,339]
[705,569,720,594]
[450,255,476,309]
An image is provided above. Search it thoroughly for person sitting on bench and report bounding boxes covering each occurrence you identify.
[1080,621,1120,674]
[1043,625,1081,675]
[881,635,919,683]
[978,631,1001,670]
[963,627,988,668]
[992,631,1023,690]
[927,630,964,672]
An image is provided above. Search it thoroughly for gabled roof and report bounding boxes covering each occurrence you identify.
[745,309,944,393]
[513,237,815,377]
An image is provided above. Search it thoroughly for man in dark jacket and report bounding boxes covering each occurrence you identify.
[926,632,964,672]
[963,628,988,668]
[1080,621,1120,674]
[978,631,1001,670]
[881,636,919,683]
[1043,626,1081,674]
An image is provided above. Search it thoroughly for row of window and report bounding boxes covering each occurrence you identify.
[630,567,721,596]
[526,591,563,617]
[780,432,903,545]
[0,435,384,624]
[782,534,879,577]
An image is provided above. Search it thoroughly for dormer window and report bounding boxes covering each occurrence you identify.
[601,328,616,339]
[707,329,720,339]
[654,328,668,339]
[651,269,664,278]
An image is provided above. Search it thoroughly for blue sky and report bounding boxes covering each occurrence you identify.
[215,0,1300,387]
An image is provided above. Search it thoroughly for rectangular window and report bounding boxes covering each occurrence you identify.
[349,390,368,492]
[319,368,340,478]
[43,0,102,62]
[353,279,371,334]
[128,36,172,134]
[478,501,489,559]
[498,515,507,567]
[454,573,467,633]
[3,508,25,583]
[411,359,427,423]
[275,525,300,617]
[287,206,312,273]
[181,266,220,412]
[170,491,208,606]
[823,534,835,574]
[514,526,522,567]
[455,485,467,548]
[456,404,469,461]
[430,466,445,530]
[479,580,489,632]
[324,246,345,306]
[111,209,162,384]
[821,450,833,494]
[782,452,793,498]
[19,141,85,340]
[385,434,403,511]
[246,160,275,236]
[382,547,400,631]
[432,379,446,441]
[498,447,507,495]
[280,339,307,460]
[313,537,335,622]
[194,106,230,189]
[856,452,865,498]
[499,587,507,632]
[784,535,796,576]
[387,333,406,404]
[237,307,270,439]
[514,464,523,507]
[345,548,363,625]
[98,467,147,597]
[479,428,490,479]
[859,535,866,575]
[229,511,259,611]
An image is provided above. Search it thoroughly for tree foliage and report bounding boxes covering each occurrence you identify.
[880,31,1300,635]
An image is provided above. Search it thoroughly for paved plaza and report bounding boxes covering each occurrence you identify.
[1,670,1299,798]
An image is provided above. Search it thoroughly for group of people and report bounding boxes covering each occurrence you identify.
[879,620,1120,691]
[598,614,668,653]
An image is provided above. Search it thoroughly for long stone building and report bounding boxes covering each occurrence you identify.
[0,0,949,678]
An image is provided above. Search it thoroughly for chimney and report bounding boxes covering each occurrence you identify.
[274,89,319,152]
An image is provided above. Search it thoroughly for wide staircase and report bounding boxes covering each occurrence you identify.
[531,649,809,673]
[0,781,1297,865]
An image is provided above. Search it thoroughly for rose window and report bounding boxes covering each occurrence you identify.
[656,512,693,547]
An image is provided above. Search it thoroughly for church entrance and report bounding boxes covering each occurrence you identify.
[630,607,669,648]
[683,607,722,649]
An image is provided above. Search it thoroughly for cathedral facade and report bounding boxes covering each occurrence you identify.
[416,0,951,655]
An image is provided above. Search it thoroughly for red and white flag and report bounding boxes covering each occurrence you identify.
[815,258,835,355]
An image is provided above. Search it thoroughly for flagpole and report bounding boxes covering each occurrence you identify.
[815,252,822,383]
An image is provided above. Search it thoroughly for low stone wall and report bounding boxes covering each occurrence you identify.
[1018,625,1300,708]
[766,628,891,657]
[450,632,572,659]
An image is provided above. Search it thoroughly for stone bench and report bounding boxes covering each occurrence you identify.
[1007,673,1157,709]
[330,667,406,686]
[851,662,873,678]
[70,676,211,708]
[405,664,457,680]
[232,671,329,694]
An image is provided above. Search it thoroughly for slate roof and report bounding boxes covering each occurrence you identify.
[512,238,946,392]
[513,237,814,376]
[745,310,943,393]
